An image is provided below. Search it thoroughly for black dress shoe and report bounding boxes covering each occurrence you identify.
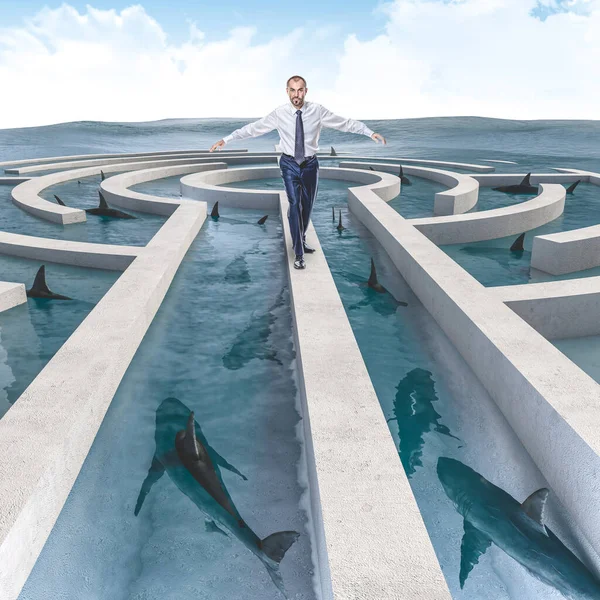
[303,242,316,253]
[294,255,306,269]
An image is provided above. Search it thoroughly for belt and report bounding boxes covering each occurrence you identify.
[281,153,316,162]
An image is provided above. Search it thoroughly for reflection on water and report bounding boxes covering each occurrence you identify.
[437,457,600,600]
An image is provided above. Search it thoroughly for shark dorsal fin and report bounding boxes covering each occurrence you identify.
[184,412,201,460]
[31,265,52,294]
[520,172,532,187]
[567,180,580,194]
[330,146,337,156]
[101,170,106,181]
[98,191,109,209]
[368,258,379,288]
[521,488,549,526]
[211,202,220,218]
[399,165,404,177]
[332,206,335,221]
[53,194,66,206]
[369,166,375,171]
[338,211,343,228]
[510,232,525,252]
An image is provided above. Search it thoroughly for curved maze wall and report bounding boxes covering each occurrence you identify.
[0,150,599,600]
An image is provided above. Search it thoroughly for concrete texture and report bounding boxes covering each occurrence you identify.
[469,173,587,186]
[525,169,600,275]
[0,199,206,600]
[409,183,566,245]
[347,156,494,173]
[340,161,480,215]
[0,232,139,270]
[346,180,600,565]
[492,277,600,339]
[0,178,31,185]
[0,149,247,170]
[11,157,272,224]
[101,162,229,215]
[182,165,399,210]
[0,282,26,313]
[278,192,452,600]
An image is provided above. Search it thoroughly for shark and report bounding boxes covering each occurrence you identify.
[26,265,72,300]
[437,457,600,599]
[343,259,408,315]
[493,173,538,195]
[135,397,299,597]
[387,370,458,477]
[86,191,136,219]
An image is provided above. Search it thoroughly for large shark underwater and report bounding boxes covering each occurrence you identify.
[135,397,299,597]
[388,369,459,477]
[437,457,600,599]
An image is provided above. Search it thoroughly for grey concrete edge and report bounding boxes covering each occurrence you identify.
[340,161,480,215]
[529,170,600,275]
[346,183,600,562]
[278,191,451,600]
[181,166,400,211]
[409,183,566,245]
[0,231,140,270]
[491,276,600,339]
[0,199,207,600]
[0,282,26,313]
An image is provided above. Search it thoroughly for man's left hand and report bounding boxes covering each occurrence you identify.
[371,133,386,145]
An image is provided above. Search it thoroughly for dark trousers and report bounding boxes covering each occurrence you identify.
[279,153,319,256]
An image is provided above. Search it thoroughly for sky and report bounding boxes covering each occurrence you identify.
[0,0,599,128]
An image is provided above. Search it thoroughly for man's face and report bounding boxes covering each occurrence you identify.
[287,80,307,108]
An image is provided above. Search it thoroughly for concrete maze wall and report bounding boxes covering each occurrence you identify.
[0,150,599,599]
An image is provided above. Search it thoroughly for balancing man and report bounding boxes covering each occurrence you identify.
[210,75,386,270]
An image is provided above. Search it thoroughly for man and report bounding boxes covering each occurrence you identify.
[210,75,386,270]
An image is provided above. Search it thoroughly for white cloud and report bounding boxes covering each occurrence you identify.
[0,1,599,127]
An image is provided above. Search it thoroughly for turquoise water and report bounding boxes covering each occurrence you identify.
[217,177,597,599]
[443,182,600,286]
[0,257,118,416]
[18,206,316,600]
[1,118,599,599]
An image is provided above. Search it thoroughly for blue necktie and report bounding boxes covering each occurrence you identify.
[294,109,305,164]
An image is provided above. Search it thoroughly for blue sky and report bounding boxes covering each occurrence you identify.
[0,1,598,127]
[0,1,388,45]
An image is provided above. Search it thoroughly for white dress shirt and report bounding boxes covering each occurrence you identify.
[222,101,374,157]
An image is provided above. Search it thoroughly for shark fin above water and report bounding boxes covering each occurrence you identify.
[521,173,532,187]
[566,180,580,194]
[98,191,109,209]
[211,202,220,218]
[257,215,269,225]
[459,519,493,589]
[510,233,526,252]
[330,146,337,156]
[521,488,549,531]
[53,194,66,206]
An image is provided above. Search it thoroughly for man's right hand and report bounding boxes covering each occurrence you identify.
[210,139,225,152]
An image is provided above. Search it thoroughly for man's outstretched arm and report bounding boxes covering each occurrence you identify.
[320,105,386,145]
[210,110,278,152]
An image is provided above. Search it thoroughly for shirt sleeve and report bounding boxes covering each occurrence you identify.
[222,109,278,144]
[319,105,374,138]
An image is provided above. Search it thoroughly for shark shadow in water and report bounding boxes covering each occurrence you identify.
[224,255,251,284]
[135,397,299,598]
[459,234,531,278]
[387,368,459,477]
[222,289,285,370]
[437,457,600,599]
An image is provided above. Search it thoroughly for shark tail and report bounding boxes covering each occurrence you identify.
[260,531,300,598]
